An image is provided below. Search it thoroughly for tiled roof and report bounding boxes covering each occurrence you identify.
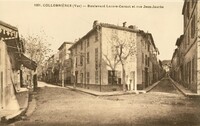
[58,41,74,50]
[100,23,139,33]
[69,21,155,51]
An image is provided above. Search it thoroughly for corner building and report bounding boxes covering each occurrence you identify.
[69,21,161,91]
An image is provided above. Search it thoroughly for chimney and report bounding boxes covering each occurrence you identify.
[128,25,134,29]
[93,20,99,28]
[123,22,127,27]
[128,25,138,30]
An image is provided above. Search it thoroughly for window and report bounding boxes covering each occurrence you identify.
[75,57,77,67]
[142,70,144,83]
[192,58,195,81]
[75,47,77,54]
[87,72,90,84]
[95,32,99,42]
[95,48,98,70]
[81,41,83,50]
[187,61,191,85]
[191,15,195,39]
[185,64,187,83]
[141,40,144,46]
[87,52,89,64]
[95,48,99,84]
[148,44,150,52]
[80,73,83,83]
[108,70,119,85]
[145,41,147,49]
[148,57,150,67]
[71,51,73,56]
[87,38,89,47]
[187,2,190,19]
[80,56,83,66]
[142,53,144,64]
[145,55,147,66]
[95,71,98,84]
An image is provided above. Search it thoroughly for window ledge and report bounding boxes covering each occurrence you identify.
[16,88,28,93]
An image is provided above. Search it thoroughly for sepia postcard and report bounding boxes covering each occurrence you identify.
[0,0,200,126]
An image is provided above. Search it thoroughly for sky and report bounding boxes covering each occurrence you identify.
[0,0,184,61]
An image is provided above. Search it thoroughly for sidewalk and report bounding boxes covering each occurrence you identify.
[0,89,29,123]
[66,86,140,96]
[169,77,200,98]
[144,80,162,92]
[66,80,161,96]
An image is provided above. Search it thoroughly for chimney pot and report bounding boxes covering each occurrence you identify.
[128,25,134,29]
[123,22,127,27]
[93,20,99,28]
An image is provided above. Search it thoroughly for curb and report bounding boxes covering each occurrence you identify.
[144,80,161,93]
[169,77,200,98]
[168,78,186,96]
[66,86,146,96]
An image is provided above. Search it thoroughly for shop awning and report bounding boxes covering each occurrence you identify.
[3,37,24,53]
[4,38,36,70]
[20,54,37,70]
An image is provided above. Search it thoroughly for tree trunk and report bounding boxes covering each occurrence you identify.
[122,63,126,91]
[33,69,38,92]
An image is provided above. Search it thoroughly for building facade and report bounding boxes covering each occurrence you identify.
[162,60,171,76]
[40,51,60,84]
[0,21,36,110]
[69,21,162,91]
[171,0,200,94]
[58,42,73,84]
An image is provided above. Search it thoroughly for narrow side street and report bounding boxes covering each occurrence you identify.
[150,78,181,94]
[12,79,200,126]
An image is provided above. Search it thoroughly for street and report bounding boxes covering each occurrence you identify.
[13,78,200,126]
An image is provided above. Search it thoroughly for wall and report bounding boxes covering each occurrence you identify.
[136,34,151,89]
[101,27,137,90]
[0,40,20,110]
[197,1,200,94]
[71,30,101,86]
[183,1,199,93]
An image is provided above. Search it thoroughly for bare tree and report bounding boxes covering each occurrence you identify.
[103,31,136,91]
[21,30,53,65]
[103,51,120,71]
[21,30,53,90]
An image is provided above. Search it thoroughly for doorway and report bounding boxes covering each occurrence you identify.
[145,68,148,88]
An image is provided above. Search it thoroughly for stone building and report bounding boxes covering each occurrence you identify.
[0,20,36,111]
[162,60,171,75]
[58,42,73,85]
[171,0,200,94]
[69,21,162,92]
[40,52,59,84]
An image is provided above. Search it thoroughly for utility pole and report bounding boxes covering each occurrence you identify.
[73,56,76,89]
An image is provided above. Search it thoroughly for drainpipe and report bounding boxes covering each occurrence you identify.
[73,56,76,89]
[99,26,102,92]
[85,41,87,88]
